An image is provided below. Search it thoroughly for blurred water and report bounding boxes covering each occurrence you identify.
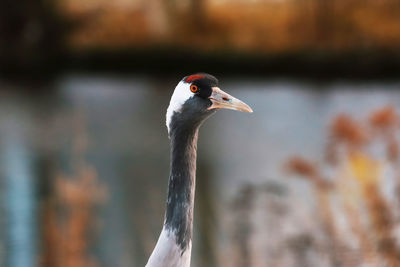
[0,75,399,267]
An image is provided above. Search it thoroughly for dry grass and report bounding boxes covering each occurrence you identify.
[229,107,400,266]
[40,115,107,267]
[330,114,367,148]
[285,105,400,266]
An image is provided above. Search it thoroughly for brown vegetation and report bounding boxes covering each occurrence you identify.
[40,115,107,267]
[62,0,400,53]
[286,105,400,266]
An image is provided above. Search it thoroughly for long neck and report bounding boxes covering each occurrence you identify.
[165,124,199,251]
[146,124,200,267]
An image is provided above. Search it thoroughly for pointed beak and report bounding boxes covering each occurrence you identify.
[208,87,253,113]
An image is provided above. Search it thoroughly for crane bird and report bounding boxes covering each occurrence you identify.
[146,73,253,267]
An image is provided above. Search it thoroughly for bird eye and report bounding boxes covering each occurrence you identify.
[190,84,199,93]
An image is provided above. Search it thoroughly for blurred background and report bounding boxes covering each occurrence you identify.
[1,0,400,266]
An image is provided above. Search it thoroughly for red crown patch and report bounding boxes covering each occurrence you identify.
[185,74,205,83]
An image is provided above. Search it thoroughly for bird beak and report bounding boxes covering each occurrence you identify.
[208,87,253,113]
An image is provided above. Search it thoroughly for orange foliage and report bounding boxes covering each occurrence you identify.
[286,156,332,190]
[41,167,107,267]
[369,106,399,161]
[369,106,398,130]
[286,156,317,178]
[288,106,400,266]
[330,114,367,147]
[40,115,107,267]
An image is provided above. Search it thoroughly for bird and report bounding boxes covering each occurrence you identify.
[146,73,252,267]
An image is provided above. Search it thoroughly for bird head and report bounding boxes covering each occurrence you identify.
[166,73,253,134]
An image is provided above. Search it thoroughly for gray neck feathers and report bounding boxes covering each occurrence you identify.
[164,119,199,252]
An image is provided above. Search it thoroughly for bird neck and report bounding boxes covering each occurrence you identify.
[165,124,199,252]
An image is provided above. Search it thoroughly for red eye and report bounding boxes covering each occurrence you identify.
[190,84,199,93]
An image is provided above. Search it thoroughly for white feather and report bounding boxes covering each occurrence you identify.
[166,81,194,133]
[146,227,192,267]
